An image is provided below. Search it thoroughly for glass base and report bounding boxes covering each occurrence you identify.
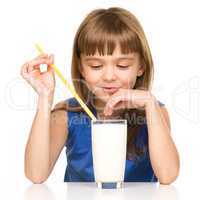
[97,182,122,189]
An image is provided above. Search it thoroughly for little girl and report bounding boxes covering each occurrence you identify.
[21,7,180,185]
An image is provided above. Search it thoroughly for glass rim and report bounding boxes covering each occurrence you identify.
[91,119,127,124]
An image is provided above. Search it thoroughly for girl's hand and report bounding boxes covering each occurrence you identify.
[103,88,155,116]
[20,53,55,97]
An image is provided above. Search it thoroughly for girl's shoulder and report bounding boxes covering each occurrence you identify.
[66,97,80,106]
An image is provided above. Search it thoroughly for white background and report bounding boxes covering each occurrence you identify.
[0,0,203,199]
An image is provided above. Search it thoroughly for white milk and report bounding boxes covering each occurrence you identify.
[91,119,127,188]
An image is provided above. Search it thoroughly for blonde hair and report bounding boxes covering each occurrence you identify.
[52,7,154,159]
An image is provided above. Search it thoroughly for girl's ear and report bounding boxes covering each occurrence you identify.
[81,67,85,78]
[137,65,144,77]
[137,55,145,77]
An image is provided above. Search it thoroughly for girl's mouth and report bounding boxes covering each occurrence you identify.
[102,87,119,93]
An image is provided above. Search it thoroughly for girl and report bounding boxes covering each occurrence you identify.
[21,7,180,185]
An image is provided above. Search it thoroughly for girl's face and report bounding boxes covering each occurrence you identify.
[80,44,144,110]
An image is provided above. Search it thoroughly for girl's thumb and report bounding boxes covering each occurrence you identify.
[48,54,55,76]
[49,54,54,63]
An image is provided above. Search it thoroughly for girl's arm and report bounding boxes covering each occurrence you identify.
[103,88,180,184]
[24,96,68,184]
[145,97,180,184]
[21,53,68,184]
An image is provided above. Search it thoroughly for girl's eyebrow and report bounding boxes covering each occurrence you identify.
[84,56,135,61]
[84,58,102,61]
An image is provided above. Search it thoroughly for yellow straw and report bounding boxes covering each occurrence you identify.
[35,43,97,121]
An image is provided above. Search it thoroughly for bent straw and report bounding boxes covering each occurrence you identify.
[35,43,97,121]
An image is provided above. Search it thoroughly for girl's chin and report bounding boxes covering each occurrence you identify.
[96,93,112,102]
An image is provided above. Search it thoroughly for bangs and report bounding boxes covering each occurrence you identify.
[77,13,142,56]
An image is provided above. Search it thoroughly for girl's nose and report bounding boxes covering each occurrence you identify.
[102,66,117,81]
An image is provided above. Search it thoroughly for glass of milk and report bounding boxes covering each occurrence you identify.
[91,119,127,189]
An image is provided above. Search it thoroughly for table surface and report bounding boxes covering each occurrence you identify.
[22,182,180,200]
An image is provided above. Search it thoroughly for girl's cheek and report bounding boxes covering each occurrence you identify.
[120,76,136,89]
[88,77,100,85]
[84,77,100,92]
[83,70,100,83]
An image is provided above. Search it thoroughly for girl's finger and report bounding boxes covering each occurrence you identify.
[27,58,53,73]
[21,54,54,82]
[105,89,124,106]
[21,62,38,80]
[32,53,54,64]
[21,62,30,79]
[104,96,122,115]
[104,101,127,116]
[107,94,127,110]
[49,54,54,63]
[114,101,128,110]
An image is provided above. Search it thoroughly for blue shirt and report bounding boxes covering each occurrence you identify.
[64,97,164,182]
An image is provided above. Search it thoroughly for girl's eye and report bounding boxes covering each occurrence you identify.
[117,65,129,69]
[90,65,102,69]
[90,65,129,69]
